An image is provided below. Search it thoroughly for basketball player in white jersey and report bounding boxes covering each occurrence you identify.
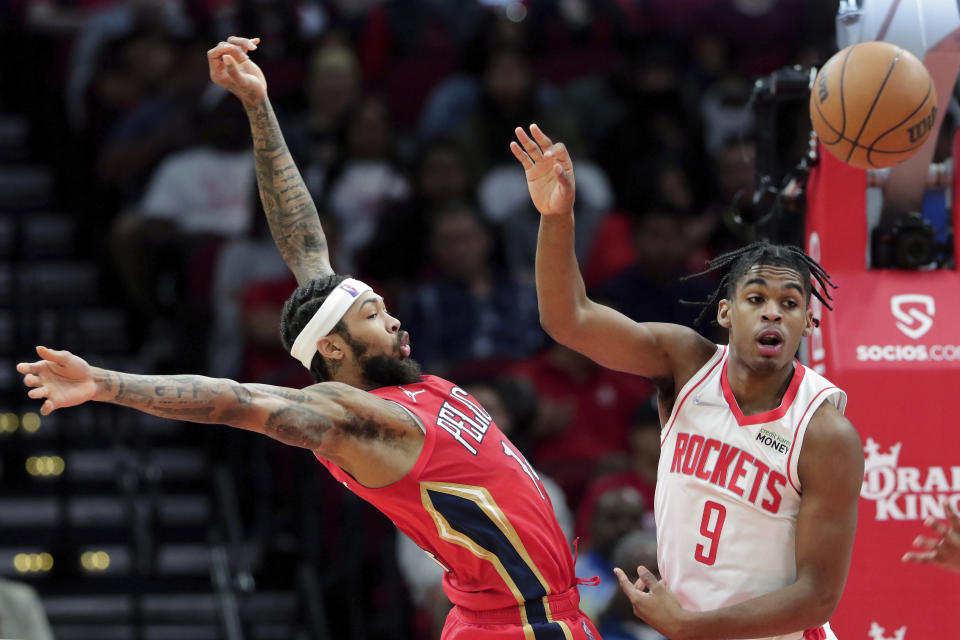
[511,124,864,640]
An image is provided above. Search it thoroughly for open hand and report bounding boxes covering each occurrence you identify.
[510,124,575,216]
[614,565,692,639]
[902,498,960,572]
[208,36,266,106]
[17,346,97,415]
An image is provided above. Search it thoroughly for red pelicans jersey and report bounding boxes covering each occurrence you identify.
[655,346,846,640]
[315,375,589,640]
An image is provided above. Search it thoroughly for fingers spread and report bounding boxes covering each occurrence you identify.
[510,141,533,169]
[514,127,543,160]
[530,123,553,148]
[614,567,643,596]
[613,567,631,589]
[912,535,940,550]
[545,142,568,160]
[924,517,949,537]
[41,400,55,416]
[902,550,935,563]
[636,565,659,590]
[28,387,47,399]
[16,362,33,374]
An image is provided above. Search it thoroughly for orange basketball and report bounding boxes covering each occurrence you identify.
[810,41,937,169]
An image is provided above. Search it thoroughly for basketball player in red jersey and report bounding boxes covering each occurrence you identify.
[16,39,603,640]
[511,125,864,640]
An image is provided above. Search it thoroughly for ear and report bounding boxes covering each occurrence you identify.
[717,299,732,329]
[802,307,815,337]
[316,336,345,361]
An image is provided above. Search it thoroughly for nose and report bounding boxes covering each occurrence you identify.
[386,312,400,333]
[761,300,781,322]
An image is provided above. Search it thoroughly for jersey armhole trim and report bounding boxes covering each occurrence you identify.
[387,400,427,434]
[786,386,841,495]
[660,345,726,447]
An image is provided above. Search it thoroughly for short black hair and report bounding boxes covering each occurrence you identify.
[280,274,351,383]
[681,240,837,326]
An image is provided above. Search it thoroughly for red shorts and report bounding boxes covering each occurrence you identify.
[442,587,602,640]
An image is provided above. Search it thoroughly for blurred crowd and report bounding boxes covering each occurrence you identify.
[3,0,838,637]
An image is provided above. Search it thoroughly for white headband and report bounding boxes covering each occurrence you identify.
[290,278,373,369]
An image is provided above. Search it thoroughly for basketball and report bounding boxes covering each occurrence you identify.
[810,41,937,169]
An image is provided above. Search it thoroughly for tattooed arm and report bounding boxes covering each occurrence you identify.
[207,36,332,284]
[17,347,421,461]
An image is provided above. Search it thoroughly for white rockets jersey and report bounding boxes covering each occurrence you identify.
[654,345,846,640]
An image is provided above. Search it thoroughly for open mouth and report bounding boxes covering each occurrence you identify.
[399,331,411,358]
[756,329,783,355]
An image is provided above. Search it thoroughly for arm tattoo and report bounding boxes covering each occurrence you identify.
[246,100,333,284]
[98,372,410,451]
[101,372,255,425]
[264,403,335,449]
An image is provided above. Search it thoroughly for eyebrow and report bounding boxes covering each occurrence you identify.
[358,296,383,312]
[742,278,805,295]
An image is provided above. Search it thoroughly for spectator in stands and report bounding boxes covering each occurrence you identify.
[317,95,409,274]
[401,202,544,373]
[359,137,476,290]
[457,47,581,174]
[575,486,647,620]
[65,0,193,132]
[110,91,254,368]
[597,531,666,640]
[97,38,212,205]
[300,36,363,197]
[576,402,661,542]
[598,205,716,331]
[510,343,652,506]
[463,48,611,280]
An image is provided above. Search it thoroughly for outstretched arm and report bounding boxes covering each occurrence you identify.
[615,404,863,640]
[208,37,332,284]
[17,347,421,473]
[512,125,713,382]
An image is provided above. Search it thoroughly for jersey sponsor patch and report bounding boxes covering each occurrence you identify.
[756,428,790,455]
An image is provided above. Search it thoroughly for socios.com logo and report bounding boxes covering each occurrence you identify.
[856,294,960,362]
[890,294,935,340]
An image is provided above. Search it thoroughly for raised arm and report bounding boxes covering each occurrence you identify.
[511,125,713,382]
[18,347,422,486]
[615,404,864,640]
[208,37,332,284]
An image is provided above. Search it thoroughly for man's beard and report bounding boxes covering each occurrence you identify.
[345,330,422,387]
[359,353,423,388]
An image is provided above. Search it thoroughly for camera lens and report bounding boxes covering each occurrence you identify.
[892,212,937,269]
[895,229,934,269]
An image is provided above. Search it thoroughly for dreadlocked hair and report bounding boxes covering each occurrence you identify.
[280,273,351,383]
[679,241,837,326]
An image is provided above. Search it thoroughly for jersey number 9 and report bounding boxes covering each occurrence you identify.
[694,500,727,565]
